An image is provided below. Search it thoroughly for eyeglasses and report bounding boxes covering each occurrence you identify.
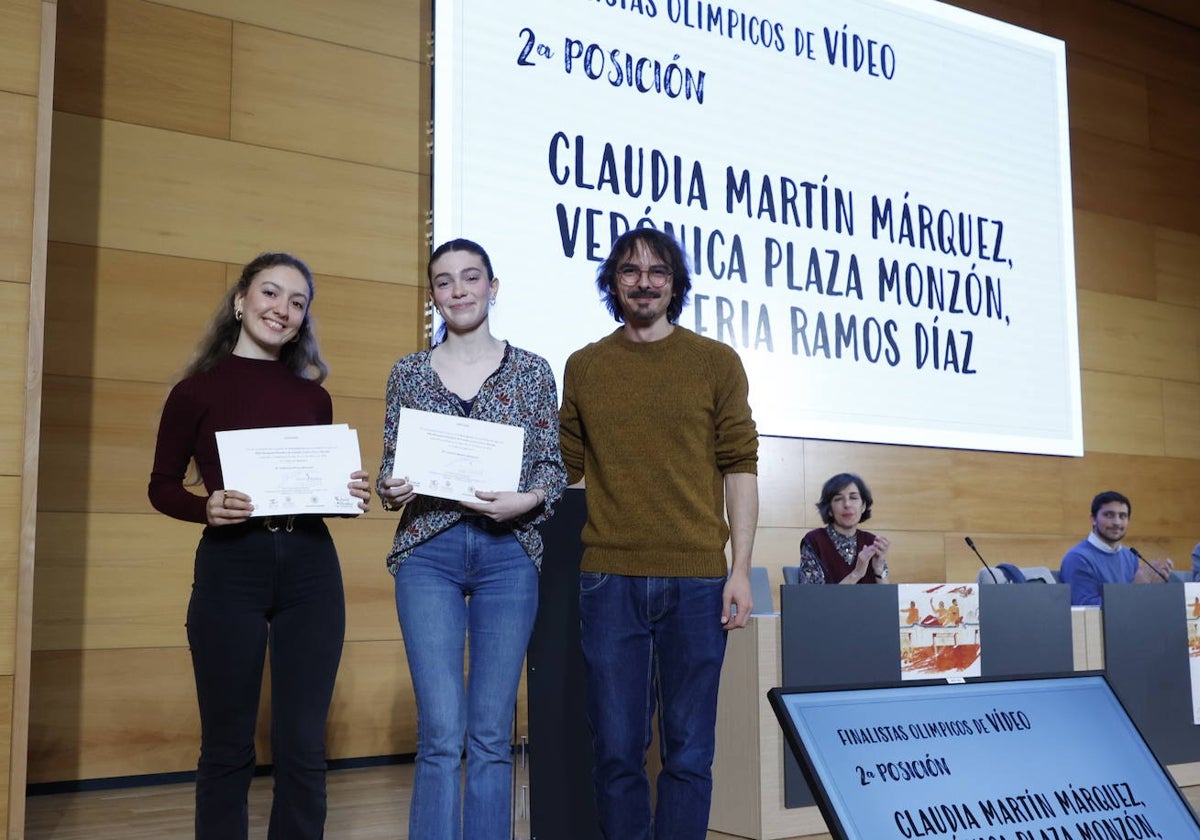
[616,265,673,287]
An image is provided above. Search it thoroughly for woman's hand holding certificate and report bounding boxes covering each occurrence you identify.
[391,408,524,503]
[215,424,365,516]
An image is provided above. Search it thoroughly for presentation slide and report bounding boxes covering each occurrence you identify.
[770,676,1200,840]
[432,0,1081,455]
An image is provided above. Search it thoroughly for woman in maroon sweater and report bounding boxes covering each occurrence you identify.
[149,252,370,840]
[798,472,891,584]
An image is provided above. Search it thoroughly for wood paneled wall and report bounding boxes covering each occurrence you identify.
[22,0,1200,796]
[4,0,55,835]
[30,0,430,785]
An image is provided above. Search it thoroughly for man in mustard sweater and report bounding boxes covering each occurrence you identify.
[560,228,759,840]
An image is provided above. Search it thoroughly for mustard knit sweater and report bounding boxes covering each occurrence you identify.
[559,327,758,577]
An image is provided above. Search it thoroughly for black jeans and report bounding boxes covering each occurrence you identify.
[186,517,345,840]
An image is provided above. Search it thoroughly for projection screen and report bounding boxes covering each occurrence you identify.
[431,0,1081,456]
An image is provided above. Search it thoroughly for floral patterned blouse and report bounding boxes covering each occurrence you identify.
[377,343,567,572]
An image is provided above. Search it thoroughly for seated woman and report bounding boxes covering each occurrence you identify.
[798,472,891,584]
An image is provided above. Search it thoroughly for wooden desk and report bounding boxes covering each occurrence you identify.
[710,615,825,839]
[1070,605,1105,670]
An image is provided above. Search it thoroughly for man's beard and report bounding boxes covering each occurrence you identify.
[626,291,662,322]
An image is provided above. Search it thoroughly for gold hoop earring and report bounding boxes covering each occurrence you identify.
[235,307,243,321]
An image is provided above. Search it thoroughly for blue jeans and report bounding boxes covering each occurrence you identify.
[394,521,538,840]
[579,573,728,840]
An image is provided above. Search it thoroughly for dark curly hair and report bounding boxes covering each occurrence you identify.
[1090,490,1130,517]
[595,228,691,324]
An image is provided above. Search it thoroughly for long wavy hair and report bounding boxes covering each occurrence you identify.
[183,252,328,383]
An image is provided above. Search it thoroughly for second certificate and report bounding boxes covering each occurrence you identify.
[393,407,525,503]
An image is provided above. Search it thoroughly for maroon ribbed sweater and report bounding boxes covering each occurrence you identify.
[148,354,331,523]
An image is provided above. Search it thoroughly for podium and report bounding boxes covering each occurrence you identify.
[779,583,1073,807]
[709,581,1074,840]
[1102,584,1200,769]
[526,488,601,839]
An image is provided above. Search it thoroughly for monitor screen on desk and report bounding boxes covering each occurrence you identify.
[769,674,1200,840]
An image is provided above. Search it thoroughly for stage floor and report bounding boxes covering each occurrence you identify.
[24,763,1200,840]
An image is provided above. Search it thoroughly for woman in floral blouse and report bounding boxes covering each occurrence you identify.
[377,238,567,840]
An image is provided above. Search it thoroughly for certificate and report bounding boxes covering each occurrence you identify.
[216,424,363,516]
[393,408,524,503]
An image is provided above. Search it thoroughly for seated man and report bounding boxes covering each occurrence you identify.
[1059,490,1172,606]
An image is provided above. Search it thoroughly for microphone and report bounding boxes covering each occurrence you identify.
[965,536,1003,583]
[1130,547,1169,582]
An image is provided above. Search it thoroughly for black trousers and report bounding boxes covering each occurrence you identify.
[186,517,345,840]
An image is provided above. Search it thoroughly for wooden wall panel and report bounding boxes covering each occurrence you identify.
[889,531,950,584]
[950,449,1069,534]
[54,0,232,139]
[1072,130,1200,235]
[1067,55,1149,148]
[0,90,37,286]
[1077,290,1200,383]
[0,675,11,831]
[803,440,957,532]
[1072,210,1155,299]
[949,0,1042,31]
[32,513,194,652]
[0,478,20,675]
[1080,370,1165,456]
[1148,76,1200,162]
[32,508,408,672]
[942,531,1094,582]
[0,282,30,478]
[28,647,199,782]
[33,501,401,651]
[231,24,423,172]
[37,393,399,638]
[330,394,385,501]
[308,276,425,400]
[1163,381,1200,461]
[1043,0,1200,90]
[49,112,422,283]
[750,527,803,593]
[325,640,416,760]
[0,0,40,97]
[1137,1,1200,29]
[151,0,428,60]
[38,376,165,514]
[27,641,416,783]
[44,243,227,382]
[325,517,403,644]
[1156,227,1200,309]
[1060,452,1196,536]
[756,435,806,529]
